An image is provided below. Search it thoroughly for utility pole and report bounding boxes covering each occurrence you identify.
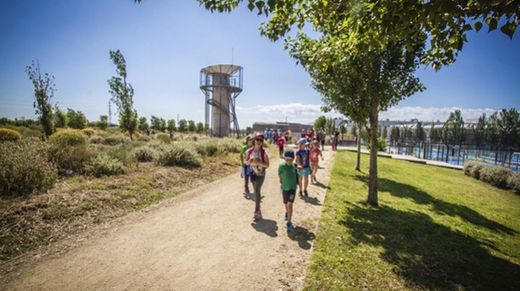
[108,101,112,125]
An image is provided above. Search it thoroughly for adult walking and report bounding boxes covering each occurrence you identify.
[245,132,270,220]
[331,130,340,151]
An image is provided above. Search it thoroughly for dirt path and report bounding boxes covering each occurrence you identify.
[1,149,335,290]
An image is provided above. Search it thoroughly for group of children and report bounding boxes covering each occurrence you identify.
[240,132,323,233]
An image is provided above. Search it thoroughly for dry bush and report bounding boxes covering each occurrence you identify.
[155,133,171,143]
[155,142,202,168]
[132,146,158,162]
[49,129,86,146]
[81,128,96,137]
[0,128,22,142]
[0,141,57,196]
[84,153,124,177]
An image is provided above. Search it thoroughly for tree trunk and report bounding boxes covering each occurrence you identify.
[356,130,361,171]
[367,107,378,206]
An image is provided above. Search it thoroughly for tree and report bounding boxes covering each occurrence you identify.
[167,119,176,135]
[196,122,204,134]
[339,124,346,140]
[313,115,327,131]
[429,123,442,144]
[159,118,167,132]
[99,115,108,130]
[54,106,67,128]
[188,120,196,133]
[498,108,520,164]
[486,112,500,150]
[108,49,138,140]
[66,108,88,129]
[150,116,160,131]
[474,113,487,148]
[25,61,55,138]
[382,127,387,140]
[196,0,518,70]
[139,117,150,133]
[178,119,188,133]
[441,110,465,162]
[415,122,425,145]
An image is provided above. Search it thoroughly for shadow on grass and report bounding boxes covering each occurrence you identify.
[354,175,516,235]
[342,203,520,290]
[251,219,278,237]
[288,225,316,250]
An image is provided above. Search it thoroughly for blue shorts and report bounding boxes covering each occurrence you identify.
[298,167,310,177]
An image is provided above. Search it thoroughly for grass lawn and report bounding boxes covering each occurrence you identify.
[304,151,520,290]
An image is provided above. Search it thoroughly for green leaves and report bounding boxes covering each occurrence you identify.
[474,21,483,32]
[501,22,518,39]
[486,17,498,32]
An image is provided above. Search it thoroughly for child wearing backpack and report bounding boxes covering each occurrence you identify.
[240,135,253,194]
[296,138,311,197]
[278,149,298,233]
[310,140,324,183]
[277,136,285,158]
[245,132,270,220]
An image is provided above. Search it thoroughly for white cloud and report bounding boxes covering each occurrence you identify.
[379,106,499,122]
[236,103,500,127]
[236,103,340,127]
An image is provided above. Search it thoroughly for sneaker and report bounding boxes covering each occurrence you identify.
[244,187,250,194]
[299,191,304,197]
[304,190,309,197]
[286,223,294,233]
[284,212,288,221]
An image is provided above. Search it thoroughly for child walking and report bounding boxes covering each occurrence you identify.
[310,140,324,183]
[278,150,298,233]
[245,132,270,220]
[240,135,253,194]
[277,136,285,158]
[296,138,311,197]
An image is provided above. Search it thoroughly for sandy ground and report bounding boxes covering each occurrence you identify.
[1,149,335,290]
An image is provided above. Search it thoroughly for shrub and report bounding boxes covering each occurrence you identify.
[102,134,129,145]
[507,172,520,194]
[81,128,96,137]
[366,138,387,152]
[195,140,219,156]
[89,135,105,144]
[137,135,151,142]
[219,138,242,153]
[0,141,57,196]
[48,144,93,175]
[464,160,484,179]
[155,143,202,168]
[480,166,512,189]
[0,128,22,142]
[49,129,86,146]
[155,133,171,143]
[85,153,124,177]
[132,146,157,162]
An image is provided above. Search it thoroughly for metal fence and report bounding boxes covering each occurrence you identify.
[387,143,520,171]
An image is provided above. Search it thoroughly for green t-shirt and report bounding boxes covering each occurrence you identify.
[278,162,298,191]
[240,145,249,155]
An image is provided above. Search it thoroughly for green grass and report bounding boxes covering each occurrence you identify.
[304,151,520,291]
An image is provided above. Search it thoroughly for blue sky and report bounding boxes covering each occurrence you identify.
[0,0,518,127]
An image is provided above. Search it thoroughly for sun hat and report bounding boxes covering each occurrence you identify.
[298,138,307,145]
[254,131,265,140]
[283,150,295,160]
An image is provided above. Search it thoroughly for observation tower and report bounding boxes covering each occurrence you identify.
[200,64,243,137]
